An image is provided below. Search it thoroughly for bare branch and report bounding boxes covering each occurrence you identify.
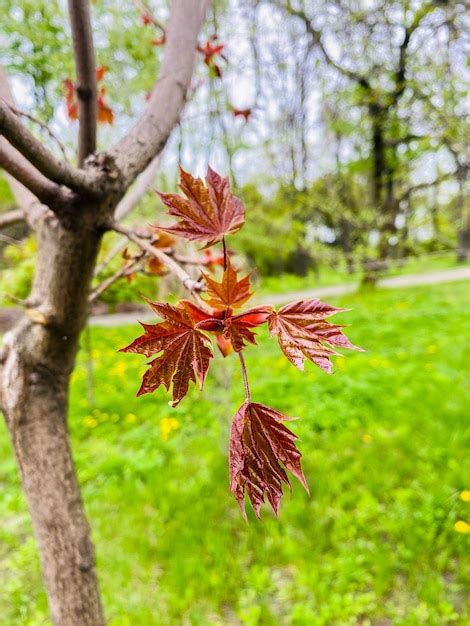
[0,208,25,230]
[132,0,166,34]
[109,0,209,188]
[67,0,98,165]
[0,97,97,195]
[89,256,144,304]
[0,141,72,207]
[5,103,69,162]
[278,3,371,89]
[109,221,204,292]
[114,154,161,221]
[398,172,454,203]
[0,66,52,224]
[392,3,437,103]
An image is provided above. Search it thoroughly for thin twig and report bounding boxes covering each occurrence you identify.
[222,236,228,270]
[133,0,166,34]
[238,351,251,403]
[89,256,144,303]
[5,103,70,162]
[109,221,205,294]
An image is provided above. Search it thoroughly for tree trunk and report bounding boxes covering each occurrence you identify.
[1,204,106,626]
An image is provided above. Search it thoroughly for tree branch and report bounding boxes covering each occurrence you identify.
[114,154,161,221]
[0,208,25,230]
[0,141,72,208]
[391,3,436,104]
[89,255,144,304]
[279,3,371,88]
[398,172,454,203]
[109,0,209,188]
[0,97,98,195]
[109,221,204,292]
[67,0,98,165]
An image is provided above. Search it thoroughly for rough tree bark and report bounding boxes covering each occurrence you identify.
[2,203,109,625]
[0,1,208,623]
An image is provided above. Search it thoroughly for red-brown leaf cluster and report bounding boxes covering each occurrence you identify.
[122,166,362,519]
[197,35,227,78]
[231,107,252,122]
[64,66,114,124]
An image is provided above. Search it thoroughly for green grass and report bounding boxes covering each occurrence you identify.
[1,281,469,625]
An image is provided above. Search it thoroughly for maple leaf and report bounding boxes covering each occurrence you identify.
[202,248,226,270]
[120,299,213,406]
[64,78,78,120]
[97,87,114,125]
[64,67,114,124]
[151,34,166,46]
[155,166,245,246]
[202,256,252,310]
[229,402,308,520]
[223,305,273,352]
[268,299,362,374]
[197,36,227,77]
[231,107,252,122]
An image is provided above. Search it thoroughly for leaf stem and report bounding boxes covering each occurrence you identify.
[222,236,228,270]
[238,351,251,403]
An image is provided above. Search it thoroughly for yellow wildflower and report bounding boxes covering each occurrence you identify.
[426,345,438,354]
[460,490,470,502]
[454,520,470,534]
[362,434,373,444]
[126,413,137,424]
[160,417,180,441]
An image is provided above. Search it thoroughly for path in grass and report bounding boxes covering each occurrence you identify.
[90,264,470,326]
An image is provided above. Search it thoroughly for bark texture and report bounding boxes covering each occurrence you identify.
[2,206,107,626]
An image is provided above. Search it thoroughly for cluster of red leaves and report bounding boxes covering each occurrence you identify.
[122,167,361,519]
[122,231,175,281]
[64,66,114,124]
[197,35,227,78]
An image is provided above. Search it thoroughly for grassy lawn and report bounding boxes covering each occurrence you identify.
[1,281,469,625]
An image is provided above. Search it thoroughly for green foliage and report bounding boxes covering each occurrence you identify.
[0,236,36,305]
[1,282,469,624]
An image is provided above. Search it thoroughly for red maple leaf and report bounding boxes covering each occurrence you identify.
[202,249,226,270]
[230,402,308,520]
[97,87,114,125]
[64,78,78,120]
[268,299,362,373]
[120,299,213,406]
[197,36,226,77]
[64,66,114,124]
[151,34,166,46]
[179,299,234,357]
[222,305,273,352]
[155,166,245,247]
[231,107,252,122]
[140,12,153,26]
[202,256,252,310]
